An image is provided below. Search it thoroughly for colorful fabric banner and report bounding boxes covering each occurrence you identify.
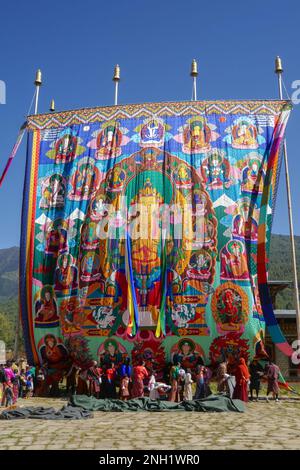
[20,100,292,375]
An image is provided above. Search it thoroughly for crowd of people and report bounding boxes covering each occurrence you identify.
[0,356,281,407]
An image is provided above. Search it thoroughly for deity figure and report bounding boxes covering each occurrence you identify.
[80,252,102,283]
[69,161,99,200]
[54,253,78,296]
[241,158,265,194]
[224,118,265,149]
[55,132,78,163]
[80,221,100,250]
[39,334,69,372]
[35,286,59,325]
[186,250,212,281]
[182,117,212,153]
[45,220,68,257]
[96,123,123,159]
[106,166,126,192]
[174,164,193,188]
[40,174,66,209]
[233,212,258,243]
[98,339,124,366]
[201,150,231,189]
[220,240,249,280]
[172,338,203,370]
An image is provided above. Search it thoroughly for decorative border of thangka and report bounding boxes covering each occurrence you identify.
[27,100,292,130]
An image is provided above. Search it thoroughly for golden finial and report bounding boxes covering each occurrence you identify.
[190,59,198,77]
[34,69,42,86]
[50,99,55,112]
[275,56,283,74]
[113,64,121,82]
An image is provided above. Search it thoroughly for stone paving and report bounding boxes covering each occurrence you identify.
[0,397,300,450]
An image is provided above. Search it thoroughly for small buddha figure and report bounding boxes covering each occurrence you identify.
[40,174,66,209]
[35,286,59,325]
[54,253,78,296]
[55,132,77,163]
[224,118,265,149]
[201,150,231,189]
[45,221,68,257]
[220,240,249,280]
[96,124,122,159]
[186,250,212,281]
[183,117,211,153]
[241,158,265,194]
[69,161,98,200]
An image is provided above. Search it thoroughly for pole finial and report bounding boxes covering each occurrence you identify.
[190,59,198,77]
[275,56,283,74]
[50,99,55,112]
[34,69,42,86]
[113,64,120,82]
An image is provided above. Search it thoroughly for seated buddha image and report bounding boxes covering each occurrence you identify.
[224,118,263,149]
[241,158,265,194]
[54,253,78,296]
[106,166,126,192]
[40,174,66,210]
[233,212,258,243]
[80,252,102,283]
[45,221,68,257]
[201,150,231,189]
[140,118,164,147]
[220,240,249,280]
[55,132,77,163]
[89,194,109,221]
[96,124,122,159]
[186,250,212,281]
[35,285,59,326]
[69,161,98,200]
[183,117,211,154]
[174,164,192,188]
[80,221,100,250]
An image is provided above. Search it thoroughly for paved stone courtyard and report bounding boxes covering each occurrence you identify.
[0,397,300,450]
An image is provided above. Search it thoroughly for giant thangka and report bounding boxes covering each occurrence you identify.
[20,100,292,376]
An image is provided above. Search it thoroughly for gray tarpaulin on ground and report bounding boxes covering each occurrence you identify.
[69,394,245,412]
[0,405,93,420]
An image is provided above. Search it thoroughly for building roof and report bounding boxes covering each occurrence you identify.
[274,309,296,318]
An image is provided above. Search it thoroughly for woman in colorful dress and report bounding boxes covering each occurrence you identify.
[131,360,148,398]
[233,358,250,402]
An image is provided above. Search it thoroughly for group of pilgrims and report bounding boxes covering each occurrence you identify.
[0,355,281,407]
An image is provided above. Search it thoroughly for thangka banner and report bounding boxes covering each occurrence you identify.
[20,100,292,374]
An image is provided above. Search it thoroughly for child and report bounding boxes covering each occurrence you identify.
[26,375,34,398]
[120,374,130,401]
[5,383,13,407]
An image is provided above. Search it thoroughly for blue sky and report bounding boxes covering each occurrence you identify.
[0,0,299,248]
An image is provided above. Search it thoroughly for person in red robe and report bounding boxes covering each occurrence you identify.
[233,357,250,402]
[131,361,148,398]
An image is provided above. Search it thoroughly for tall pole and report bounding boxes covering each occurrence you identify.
[275,56,300,342]
[34,69,42,115]
[113,64,120,106]
[190,59,198,101]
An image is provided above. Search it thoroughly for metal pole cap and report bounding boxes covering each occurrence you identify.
[275,56,283,74]
[34,69,42,86]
